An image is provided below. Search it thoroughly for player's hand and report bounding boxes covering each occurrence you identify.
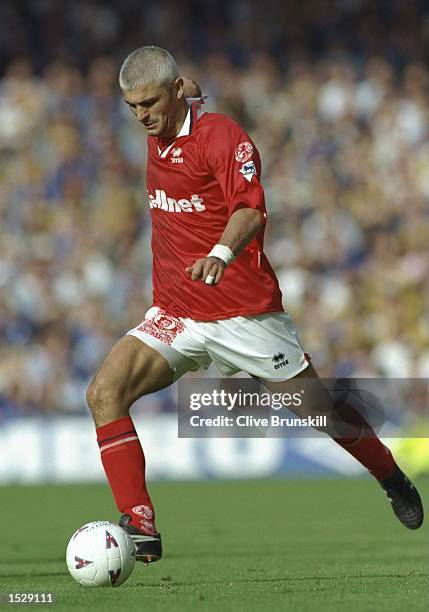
[182,77,202,99]
[185,257,226,286]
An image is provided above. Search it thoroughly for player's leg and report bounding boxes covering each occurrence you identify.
[203,312,423,529]
[87,334,174,427]
[264,362,424,530]
[87,307,209,562]
[264,362,398,476]
[86,335,175,562]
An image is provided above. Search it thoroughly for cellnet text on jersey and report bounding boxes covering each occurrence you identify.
[148,189,206,213]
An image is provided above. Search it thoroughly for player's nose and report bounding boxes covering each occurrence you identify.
[136,108,149,122]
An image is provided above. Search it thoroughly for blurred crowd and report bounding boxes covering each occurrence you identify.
[0,0,428,416]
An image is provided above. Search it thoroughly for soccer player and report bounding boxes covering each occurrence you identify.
[86,46,423,564]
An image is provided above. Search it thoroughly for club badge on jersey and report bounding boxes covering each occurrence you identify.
[235,141,253,163]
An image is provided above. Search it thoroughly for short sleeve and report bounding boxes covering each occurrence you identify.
[202,118,266,217]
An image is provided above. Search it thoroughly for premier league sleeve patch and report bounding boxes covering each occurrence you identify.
[239,160,257,182]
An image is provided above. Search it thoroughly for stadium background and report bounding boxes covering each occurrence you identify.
[0,2,428,610]
[0,0,428,482]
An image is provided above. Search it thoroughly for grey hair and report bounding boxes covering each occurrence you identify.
[119,46,180,91]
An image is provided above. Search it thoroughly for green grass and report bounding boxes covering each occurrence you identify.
[0,479,427,611]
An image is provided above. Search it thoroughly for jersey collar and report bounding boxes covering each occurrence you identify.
[176,107,192,137]
[157,103,204,158]
[177,102,205,136]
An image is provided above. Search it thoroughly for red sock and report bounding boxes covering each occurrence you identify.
[328,400,397,480]
[335,435,396,480]
[96,416,157,535]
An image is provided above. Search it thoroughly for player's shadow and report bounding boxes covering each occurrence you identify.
[0,556,68,578]
[132,570,428,590]
[2,571,66,578]
[1,556,65,565]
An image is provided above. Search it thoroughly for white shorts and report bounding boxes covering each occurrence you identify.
[127,307,310,382]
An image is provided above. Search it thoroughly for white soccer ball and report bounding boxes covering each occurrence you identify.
[66,521,136,587]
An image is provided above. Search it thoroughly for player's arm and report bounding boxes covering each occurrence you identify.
[186,111,266,286]
[185,207,265,285]
[217,207,265,255]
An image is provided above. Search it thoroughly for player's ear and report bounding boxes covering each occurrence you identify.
[174,77,185,100]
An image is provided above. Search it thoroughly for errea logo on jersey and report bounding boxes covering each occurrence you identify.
[170,147,183,163]
[148,189,206,213]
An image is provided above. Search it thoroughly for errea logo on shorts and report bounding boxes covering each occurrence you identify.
[272,352,289,369]
[148,189,206,213]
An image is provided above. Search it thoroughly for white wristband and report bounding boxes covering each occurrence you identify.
[207,244,235,266]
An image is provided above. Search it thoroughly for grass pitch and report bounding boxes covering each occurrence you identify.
[0,478,427,611]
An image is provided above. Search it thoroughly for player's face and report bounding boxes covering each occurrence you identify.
[123,78,185,139]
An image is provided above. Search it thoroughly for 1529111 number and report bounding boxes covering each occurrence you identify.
[5,593,55,604]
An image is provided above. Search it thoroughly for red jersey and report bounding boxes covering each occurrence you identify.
[146,103,283,320]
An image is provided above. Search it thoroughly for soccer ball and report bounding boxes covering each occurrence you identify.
[66,521,136,587]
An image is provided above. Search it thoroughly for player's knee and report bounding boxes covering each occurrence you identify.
[86,378,101,414]
[86,376,125,422]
